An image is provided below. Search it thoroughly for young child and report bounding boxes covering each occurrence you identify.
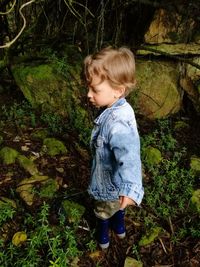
[84,46,144,249]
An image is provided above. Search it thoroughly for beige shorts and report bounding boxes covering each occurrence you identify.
[94,199,121,220]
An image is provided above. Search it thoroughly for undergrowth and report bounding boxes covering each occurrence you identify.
[0,99,92,145]
[140,119,198,242]
[0,202,89,267]
[0,102,199,265]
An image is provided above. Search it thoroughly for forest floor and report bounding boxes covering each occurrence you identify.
[0,91,200,267]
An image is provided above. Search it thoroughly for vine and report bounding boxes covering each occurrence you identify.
[0,0,36,49]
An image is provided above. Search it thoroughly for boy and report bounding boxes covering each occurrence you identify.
[84,46,144,249]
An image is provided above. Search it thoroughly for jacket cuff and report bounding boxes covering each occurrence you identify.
[119,183,144,206]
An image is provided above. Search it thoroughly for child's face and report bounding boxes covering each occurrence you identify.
[87,76,122,108]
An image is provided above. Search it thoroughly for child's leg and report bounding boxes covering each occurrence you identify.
[94,200,120,249]
[110,209,126,238]
[96,217,110,249]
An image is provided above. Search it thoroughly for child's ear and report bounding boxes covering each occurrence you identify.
[115,86,125,97]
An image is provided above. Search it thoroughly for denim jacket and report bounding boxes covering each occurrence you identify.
[88,98,144,206]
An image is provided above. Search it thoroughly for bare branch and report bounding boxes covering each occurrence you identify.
[0,0,16,15]
[0,0,36,49]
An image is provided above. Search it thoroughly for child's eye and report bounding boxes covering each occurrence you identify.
[90,86,100,93]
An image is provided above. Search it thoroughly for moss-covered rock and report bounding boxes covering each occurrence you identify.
[11,60,82,118]
[139,226,163,246]
[16,175,59,205]
[16,175,49,205]
[132,60,181,119]
[191,189,200,214]
[18,174,49,186]
[12,64,65,110]
[17,154,38,175]
[39,178,59,198]
[124,257,143,267]
[16,183,34,206]
[143,146,162,168]
[138,44,200,56]
[42,138,67,156]
[190,156,200,174]
[0,147,19,164]
[144,9,196,44]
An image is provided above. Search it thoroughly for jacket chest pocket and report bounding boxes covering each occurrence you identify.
[93,136,105,160]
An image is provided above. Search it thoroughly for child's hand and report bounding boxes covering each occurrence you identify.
[119,196,136,209]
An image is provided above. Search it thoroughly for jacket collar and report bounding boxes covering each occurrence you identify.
[94,98,126,125]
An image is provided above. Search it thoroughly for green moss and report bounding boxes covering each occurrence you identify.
[124,257,143,267]
[39,179,58,198]
[0,147,19,164]
[42,138,68,156]
[191,189,200,214]
[13,64,53,83]
[190,156,200,173]
[139,226,163,246]
[12,64,60,108]
[174,121,190,130]
[143,146,162,167]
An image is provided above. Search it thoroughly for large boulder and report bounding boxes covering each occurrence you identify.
[144,8,196,44]
[180,57,200,113]
[11,62,81,117]
[11,58,92,143]
[137,47,200,115]
[131,59,182,119]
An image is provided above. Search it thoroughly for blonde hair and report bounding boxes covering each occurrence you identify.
[84,46,136,96]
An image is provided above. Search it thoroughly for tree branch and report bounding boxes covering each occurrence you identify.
[0,0,16,15]
[0,0,36,49]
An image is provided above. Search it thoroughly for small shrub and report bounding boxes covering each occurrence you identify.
[0,202,82,267]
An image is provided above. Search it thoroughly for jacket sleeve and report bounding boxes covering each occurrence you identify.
[108,120,144,206]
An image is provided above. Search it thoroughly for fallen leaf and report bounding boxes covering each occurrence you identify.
[12,231,27,246]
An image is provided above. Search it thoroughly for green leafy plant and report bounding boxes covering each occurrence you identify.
[0,202,16,226]
[40,112,66,134]
[1,101,36,129]
[0,202,82,267]
[132,244,141,261]
[140,117,199,251]
[86,239,97,252]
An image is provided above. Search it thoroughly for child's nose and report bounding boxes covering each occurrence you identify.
[87,89,92,98]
